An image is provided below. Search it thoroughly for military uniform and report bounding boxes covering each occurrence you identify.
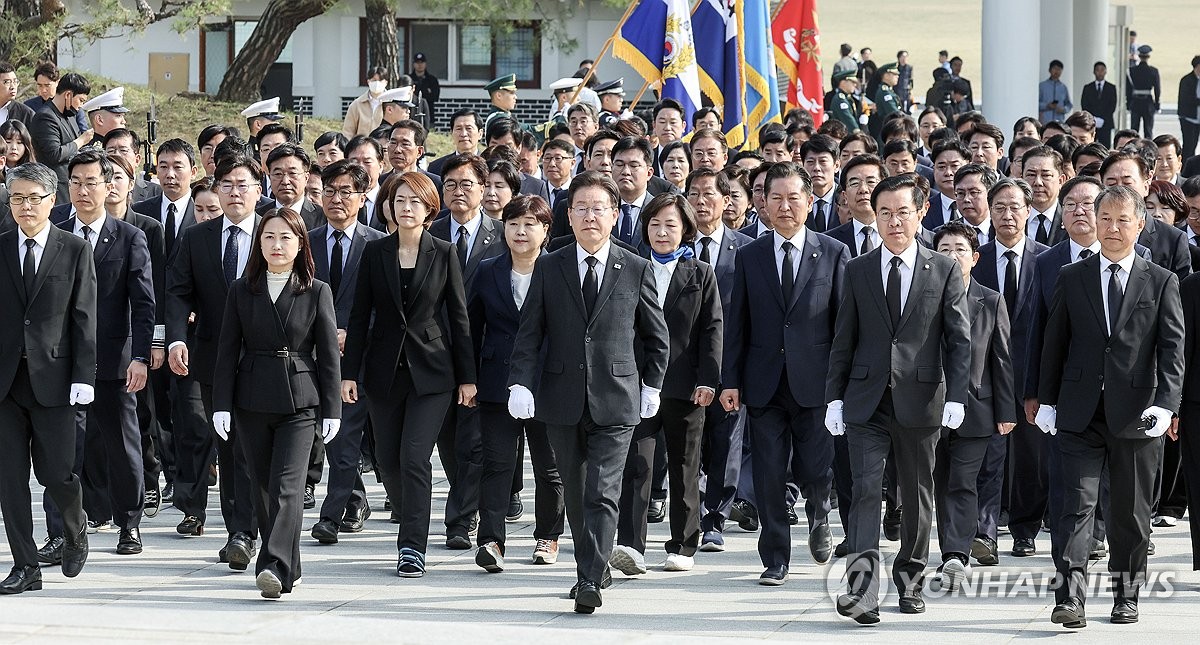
[828,69,861,133]
[484,74,519,133]
[1127,45,1161,137]
[868,63,902,143]
[596,78,625,128]
[79,87,130,151]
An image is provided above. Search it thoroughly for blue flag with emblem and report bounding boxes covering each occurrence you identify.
[692,0,746,148]
[738,0,782,147]
[614,0,703,133]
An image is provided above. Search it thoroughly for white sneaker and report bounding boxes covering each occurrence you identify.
[663,553,694,571]
[1152,515,1177,527]
[608,544,648,575]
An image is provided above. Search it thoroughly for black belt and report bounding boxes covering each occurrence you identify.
[251,349,305,358]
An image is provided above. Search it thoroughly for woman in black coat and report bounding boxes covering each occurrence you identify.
[341,171,477,578]
[213,207,342,599]
[611,193,723,574]
[468,195,565,572]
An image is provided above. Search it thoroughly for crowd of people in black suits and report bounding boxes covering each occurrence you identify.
[4,64,1200,630]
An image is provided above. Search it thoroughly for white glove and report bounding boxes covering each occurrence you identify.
[858,113,870,126]
[212,411,231,441]
[825,400,845,436]
[1035,404,1057,435]
[507,384,535,419]
[321,419,342,444]
[941,402,966,430]
[640,385,661,419]
[69,383,94,406]
[1095,116,1105,128]
[1141,405,1173,438]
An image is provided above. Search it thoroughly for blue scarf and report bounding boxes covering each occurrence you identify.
[651,245,694,264]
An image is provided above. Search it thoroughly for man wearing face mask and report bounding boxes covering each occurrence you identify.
[29,73,94,203]
[342,67,390,139]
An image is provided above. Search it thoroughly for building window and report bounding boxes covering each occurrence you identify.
[495,26,537,85]
[457,25,493,81]
[394,22,539,87]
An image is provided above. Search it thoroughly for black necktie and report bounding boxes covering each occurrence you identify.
[456,225,469,270]
[1107,263,1123,334]
[22,238,36,298]
[812,201,827,232]
[949,202,960,223]
[619,204,634,243]
[781,241,795,303]
[860,226,875,255]
[165,203,178,254]
[887,256,903,329]
[1080,248,1094,260]
[1003,250,1018,316]
[582,256,599,317]
[699,237,712,264]
[223,226,239,285]
[330,230,345,294]
[1035,214,1049,245]
[81,225,92,246]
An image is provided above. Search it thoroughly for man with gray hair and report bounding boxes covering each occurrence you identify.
[0,162,98,593]
[1036,185,1184,629]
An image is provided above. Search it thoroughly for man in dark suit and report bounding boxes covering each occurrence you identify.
[968,178,1048,565]
[101,129,163,205]
[308,161,385,544]
[381,121,443,200]
[0,63,36,127]
[1021,146,1069,246]
[166,155,261,568]
[826,174,971,623]
[258,144,325,230]
[28,73,95,203]
[719,162,849,584]
[930,221,1015,592]
[1101,150,1191,281]
[507,171,669,614]
[1080,62,1118,147]
[428,108,482,177]
[609,137,657,254]
[952,163,999,248]
[429,153,507,547]
[923,141,969,230]
[549,133,620,239]
[800,135,841,233]
[132,139,199,260]
[0,162,97,593]
[1177,57,1199,163]
[55,150,155,556]
[1036,185,1184,629]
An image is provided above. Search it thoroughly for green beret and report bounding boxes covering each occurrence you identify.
[485,74,517,93]
[833,69,858,82]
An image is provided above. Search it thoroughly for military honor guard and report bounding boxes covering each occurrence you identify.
[597,78,625,128]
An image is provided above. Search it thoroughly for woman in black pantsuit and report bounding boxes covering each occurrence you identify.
[611,193,723,574]
[341,171,477,578]
[213,207,342,599]
[469,195,565,572]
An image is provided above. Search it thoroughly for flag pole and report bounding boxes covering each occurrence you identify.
[569,0,643,104]
[628,80,653,107]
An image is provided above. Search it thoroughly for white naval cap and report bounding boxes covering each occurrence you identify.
[240,97,282,119]
[378,86,415,105]
[549,77,583,93]
[81,87,129,113]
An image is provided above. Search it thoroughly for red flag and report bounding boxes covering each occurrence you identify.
[772,0,824,124]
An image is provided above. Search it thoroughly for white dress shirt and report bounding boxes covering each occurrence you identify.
[939,192,957,225]
[812,188,835,228]
[773,227,808,284]
[74,213,107,250]
[1027,208,1054,240]
[851,219,879,252]
[881,242,920,311]
[576,240,612,287]
[327,220,358,269]
[651,259,677,308]
[222,215,256,279]
[967,217,993,247]
[18,224,52,274]
[161,193,190,238]
[1069,239,1101,262]
[694,224,726,266]
[1100,251,1135,334]
[451,211,484,258]
[276,196,307,214]
[994,238,1023,290]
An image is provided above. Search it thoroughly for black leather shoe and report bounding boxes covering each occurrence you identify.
[311,519,340,544]
[304,484,316,509]
[786,506,799,526]
[1012,537,1036,557]
[116,527,143,555]
[647,499,666,523]
[226,533,254,571]
[218,546,228,563]
[573,580,602,614]
[1088,539,1107,560]
[176,516,204,536]
[833,540,849,558]
[971,536,999,565]
[61,526,88,578]
[569,568,612,599]
[836,592,880,625]
[1111,599,1138,624]
[506,493,524,522]
[1051,597,1087,628]
[36,536,64,565]
[341,505,371,533]
[446,534,472,550]
[898,590,925,614]
[731,499,759,532]
[809,523,833,564]
[882,506,902,541]
[162,482,175,504]
[383,496,392,511]
[758,565,788,586]
[0,566,42,594]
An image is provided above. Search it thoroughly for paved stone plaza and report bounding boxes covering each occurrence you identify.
[1,458,1198,643]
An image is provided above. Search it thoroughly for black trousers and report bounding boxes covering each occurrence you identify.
[749,375,833,568]
[200,383,257,538]
[832,434,853,532]
[1181,119,1199,164]
[1053,404,1158,605]
[0,360,86,568]
[81,380,144,530]
[171,373,213,520]
[1180,401,1200,569]
[437,402,483,537]
[1152,432,1187,519]
[1007,420,1049,541]
[368,367,451,554]
[477,403,564,547]
[1130,105,1155,137]
[236,407,316,593]
[140,366,175,489]
[845,389,940,602]
[1096,126,1114,149]
[548,405,634,584]
[306,428,325,488]
[44,408,88,538]
[617,398,705,556]
[975,431,1008,541]
[934,429,990,558]
[318,394,370,523]
[699,403,745,532]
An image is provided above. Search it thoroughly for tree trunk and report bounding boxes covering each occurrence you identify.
[364,0,399,84]
[0,0,62,65]
[215,0,338,103]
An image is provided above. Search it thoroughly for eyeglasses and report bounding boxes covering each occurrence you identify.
[990,204,1027,214]
[7,193,51,206]
[270,170,306,182]
[322,187,364,200]
[218,182,257,194]
[686,191,721,201]
[542,155,572,164]
[571,205,613,217]
[939,248,972,257]
[105,146,136,156]
[0,79,18,87]
[844,178,879,191]
[69,180,107,191]
[878,210,917,222]
[443,180,478,193]
[1062,200,1095,212]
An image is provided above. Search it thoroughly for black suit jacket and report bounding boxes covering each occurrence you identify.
[1138,216,1191,281]
[922,191,955,231]
[1032,204,1068,246]
[469,252,536,404]
[257,199,326,230]
[519,173,550,201]
[342,231,475,397]
[132,195,197,259]
[0,225,98,405]
[120,210,167,325]
[213,278,341,417]
[972,237,1048,397]
[429,212,507,291]
[309,223,386,328]
[1038,254,1184,437]
[1080,80,1117,129]
[655,257,722,401]
[805,188,840,233]
[1179,272,1200,404]
[958,280,1016,437]
[1178,73,1198,128]
[29,105,83,202]
[2,99,36,128]
[724,231,849,409]
[827,244,972,427]
[508,242,669,427]
[825,220,878,257]
[132,178,163,205]
[57,216,154,380]
[700,225,752,315]
[165,215,259,385]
